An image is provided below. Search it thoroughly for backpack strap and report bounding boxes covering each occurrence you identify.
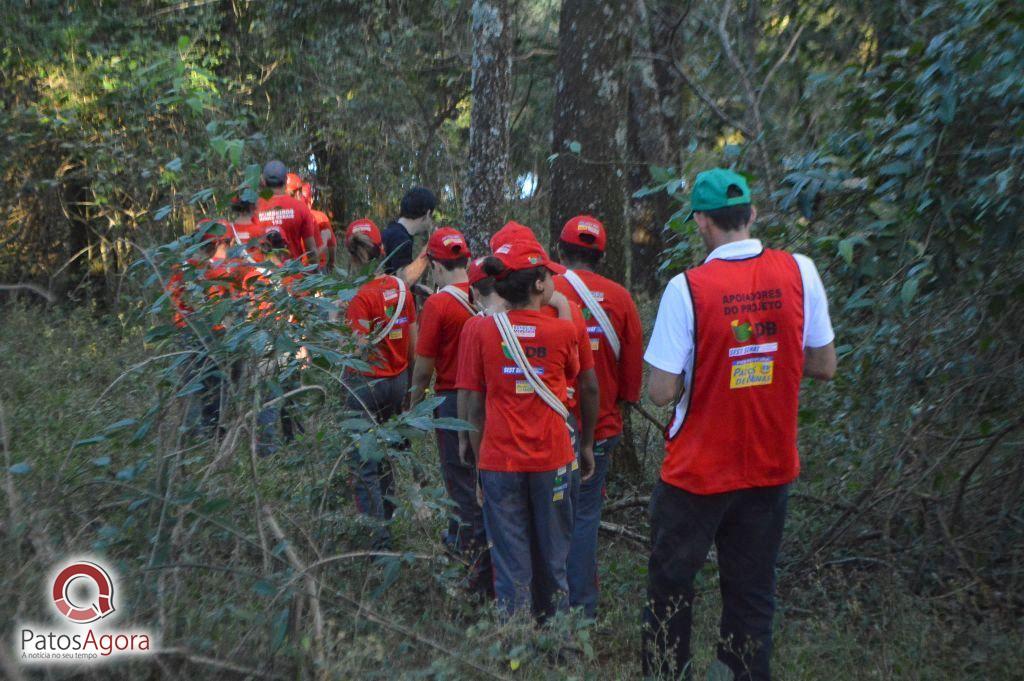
[369,276,408,345]
[441,284,479,315]
[493,312,572,432]
[563,269,621,359]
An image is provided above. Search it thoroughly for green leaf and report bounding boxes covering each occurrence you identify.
[73,435,107,449]
[567,140,581,154]
[901,277,920,306]
[91,456,112,467]
[165,157,182,172]
[154,205,172,221]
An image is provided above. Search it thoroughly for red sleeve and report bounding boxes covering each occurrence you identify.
[455,318,485,392]
[617,289,644,402]
[345,289,372,335]
[571,303,596,372]
[563,320,580,385]
[416,295,443,357]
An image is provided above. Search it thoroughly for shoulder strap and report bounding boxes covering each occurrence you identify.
[564,269,621,358]
[369,276,408,345]
[441,284,479,315]
[493,312,572,432]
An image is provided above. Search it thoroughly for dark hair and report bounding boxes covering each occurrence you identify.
[699,184,752,231]
[481,257,548,306]
[558,241,602,268]
[470,277,495,299]
[429,255,469,271]
[400,187,437,219]
[347,233,382,263]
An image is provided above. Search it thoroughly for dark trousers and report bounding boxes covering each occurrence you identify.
[480,464,579,621]
[346,373,409,550]
[567,435,620,618]
[642,480,789,681]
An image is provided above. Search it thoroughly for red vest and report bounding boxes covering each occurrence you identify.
[662,248,805,494]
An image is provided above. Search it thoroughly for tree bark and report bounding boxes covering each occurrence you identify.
[549,0,631,281]
[463,0,512,250]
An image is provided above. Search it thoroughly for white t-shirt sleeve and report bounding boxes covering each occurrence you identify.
[644,275,694,375]
[794,254,835,348]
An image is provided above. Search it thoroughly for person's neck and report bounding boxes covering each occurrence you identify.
[562,259,592,273]
[705,228,752,254]
[438,269,469,287]
[510,295,543,312]
[397,217,420,235]
[270,186,287,197]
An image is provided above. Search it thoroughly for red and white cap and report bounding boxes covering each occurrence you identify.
[559,214,606,252]
[345,218,381,247]
[467,257,490,286]
[427,227,471,261]
[286,173,304,195]
[489,221,537,252]
[492,239,565,277]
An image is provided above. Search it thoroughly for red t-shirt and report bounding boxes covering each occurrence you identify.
[416,282,474,392]
[345,275,417,377]
[456,309,579,472]
[554,270,643,440]
[229,215,268,262]
[253,194,316,261]
[539,300,595,416]
[310,209,334,268]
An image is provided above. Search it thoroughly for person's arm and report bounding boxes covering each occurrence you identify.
[804,342,837,380]
[410,354,435,408]
[648,366,685,407]
[617,294,644,404]
[399,245,429,286]
[577,367,598,481]
[464,389,485,461]
[549,290,572,320]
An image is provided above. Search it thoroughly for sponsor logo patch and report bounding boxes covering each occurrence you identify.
[502,366,545,375]
[388,329,403,340]
[729,342,778,358]
[515,380,535,394]
[512,325,536,338]
[729,357,774,389]
[383,290,399,301]
[590,338,600,351]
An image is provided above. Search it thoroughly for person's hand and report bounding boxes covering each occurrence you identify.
[549,290,571,319]
[458,433,471,466]
[580,445,596,481]
[476,478,484,507]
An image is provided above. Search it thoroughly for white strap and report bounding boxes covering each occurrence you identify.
[564,270,621,359]
[441,284,478,315]
[370,276,407,345]
[493,312,572,431]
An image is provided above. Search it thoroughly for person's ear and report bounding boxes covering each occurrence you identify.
[748,205,758,228]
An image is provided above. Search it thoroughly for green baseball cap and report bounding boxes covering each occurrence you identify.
[687,168,751,219]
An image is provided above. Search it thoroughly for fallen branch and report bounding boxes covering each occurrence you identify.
[600,520,648,548]
[0,282,56,303]
[157,647,286,680]
[604,495,651,514]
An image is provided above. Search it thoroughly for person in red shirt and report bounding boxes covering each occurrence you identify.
[343,217,417,549]
[304,182,336,271]
[490,222,600,477]
[553,215,644,619]
[252,161,318,266]
[457,239,593,622]
[407,228,488,576]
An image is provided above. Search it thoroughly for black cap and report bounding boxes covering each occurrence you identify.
[400,187,437,219]
[262,160,287,187]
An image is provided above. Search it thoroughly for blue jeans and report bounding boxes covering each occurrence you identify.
[642,481,789,681]
[567,435,620,618]
[480,464,580,621]
[435,391,486,552]
[346,373,409,550]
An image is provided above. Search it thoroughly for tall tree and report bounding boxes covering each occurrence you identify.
[549,0,631,282]
[463,0,512,247]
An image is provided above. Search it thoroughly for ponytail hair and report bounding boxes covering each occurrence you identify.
[347,233,382,264]
[481,256,547,306]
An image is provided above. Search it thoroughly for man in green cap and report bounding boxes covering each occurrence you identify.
[641,168,837,680]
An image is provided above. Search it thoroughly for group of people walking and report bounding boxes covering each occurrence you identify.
[168,159,836,680]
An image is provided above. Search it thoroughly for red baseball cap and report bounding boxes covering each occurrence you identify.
[489,221,537,251]
[286,173,304,195]
[427,227,471,261]
[492,239,564,277]
[345,218,381,247]
[300,182,314,207]
[468,256,490,287]
[560,214,606,252]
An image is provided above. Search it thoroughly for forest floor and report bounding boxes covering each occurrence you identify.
[1,303,1021,680]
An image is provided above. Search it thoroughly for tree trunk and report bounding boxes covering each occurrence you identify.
[549,0,631,282]
[463,0,512,250]
[627,0,674,297]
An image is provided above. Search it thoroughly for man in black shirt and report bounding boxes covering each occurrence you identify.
[381,186,437,285]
